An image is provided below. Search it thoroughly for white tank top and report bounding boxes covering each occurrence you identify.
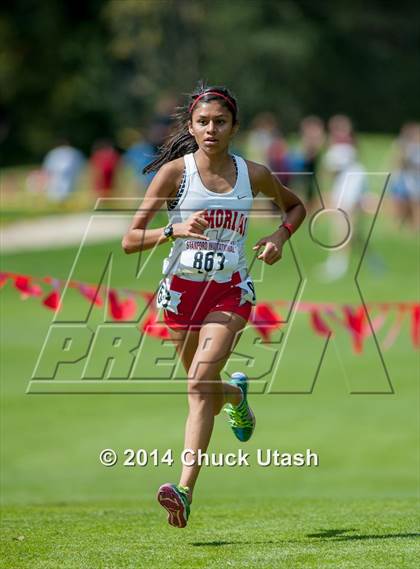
[162,152,253,283]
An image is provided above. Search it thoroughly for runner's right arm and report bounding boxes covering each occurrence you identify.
[122,161,208,254]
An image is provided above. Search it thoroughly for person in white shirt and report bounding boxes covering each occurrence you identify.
[317,142,368,280]
[42,141,84,201]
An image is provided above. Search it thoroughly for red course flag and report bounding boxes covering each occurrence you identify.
[310,309,332,337]
[78,283,103,306]
[411,304,420,348]
[343,305,366,353]
[108,290,137,320]
[250,302,282,341]
[43,290,61,311]
[13,275,43,299]
[1,270,418,352]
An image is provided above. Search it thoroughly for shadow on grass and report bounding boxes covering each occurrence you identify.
[307,528,420,541]
[307,529,357,538]
[191,540,286,547]
[192,541,242,547]
[192,530,420,547]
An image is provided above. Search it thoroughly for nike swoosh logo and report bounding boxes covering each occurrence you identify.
[237,194,247,199]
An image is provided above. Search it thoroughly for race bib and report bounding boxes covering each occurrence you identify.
[179,240,239,277]
[156,278,182,314]
[235,276,257,306]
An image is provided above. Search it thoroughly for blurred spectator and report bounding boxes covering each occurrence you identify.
[390,122,420,231]
[328,114,355,145]
[125,117,173,188]
[246,112,291,189]
[317,143,368,280]
[325,144,367,212]
[289,115,326,211]
[267,135,291,187]
[125,135,156,187]
[125,96,176,189]
[245,112,278,164]
[90,140,120,198]
[42,140,84,201]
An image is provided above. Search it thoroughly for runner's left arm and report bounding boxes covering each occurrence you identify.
[248,162,306,265]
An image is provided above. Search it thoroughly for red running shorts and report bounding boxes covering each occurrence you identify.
[161,271,254,331]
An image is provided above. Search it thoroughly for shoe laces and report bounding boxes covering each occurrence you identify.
[177,485,191,504]
[224,403,253,428]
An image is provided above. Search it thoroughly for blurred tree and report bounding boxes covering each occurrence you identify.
[0,0,116,165]
[103,0,317,128]
[0,0,419,165]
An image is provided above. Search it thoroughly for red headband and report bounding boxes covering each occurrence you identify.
[189,91,236,114]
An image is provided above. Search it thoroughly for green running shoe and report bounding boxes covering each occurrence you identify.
[224,372,256,442]
[157,483,191,528]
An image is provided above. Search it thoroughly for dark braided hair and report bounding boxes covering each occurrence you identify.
[143,81,238,174]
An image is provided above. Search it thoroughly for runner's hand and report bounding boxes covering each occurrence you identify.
[172,210,209,240]
[252,232,285,265]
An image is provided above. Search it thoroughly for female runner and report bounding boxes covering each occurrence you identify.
[122,83,306,528]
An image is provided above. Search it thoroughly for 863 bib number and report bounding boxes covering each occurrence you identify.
[192,250,225,272]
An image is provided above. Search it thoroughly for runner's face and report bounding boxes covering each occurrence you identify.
[189,101,238,152]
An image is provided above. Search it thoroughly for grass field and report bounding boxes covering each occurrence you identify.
[2,499,418,568]
[1,158,419,567]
